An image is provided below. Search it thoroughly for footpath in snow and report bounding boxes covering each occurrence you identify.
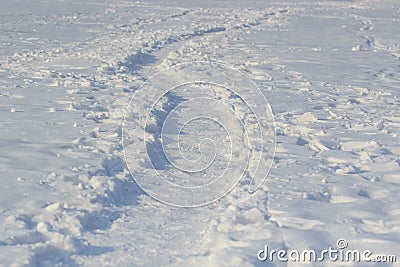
[0,0,399,266]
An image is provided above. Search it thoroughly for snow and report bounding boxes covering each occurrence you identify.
[0,0,399,266]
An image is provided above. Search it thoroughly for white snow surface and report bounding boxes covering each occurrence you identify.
[0,0,399,266]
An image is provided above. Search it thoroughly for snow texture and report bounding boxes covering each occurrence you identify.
[0,0,399,266]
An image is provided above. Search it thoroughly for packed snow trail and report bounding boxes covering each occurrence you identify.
[0,0,399,266]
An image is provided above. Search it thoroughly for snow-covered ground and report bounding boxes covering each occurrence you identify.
[0,0,399,266]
